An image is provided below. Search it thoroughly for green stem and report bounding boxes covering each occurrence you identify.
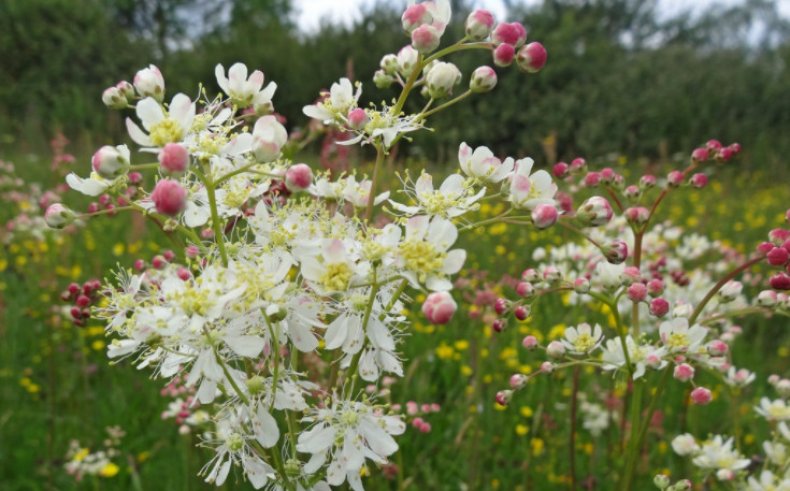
[688,255,765,324]
[418,90,473,120]
[202,170,228,266]
[364,144,386,223]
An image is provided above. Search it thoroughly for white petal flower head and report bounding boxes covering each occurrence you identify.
[300,239,366,294]
[389,172,484,218]
[659,317,708,354]
[561,323,603,355]
[601,335,666,379]
[691,435,751,473]
[215,62,277,109]
[458,142,514,183]
[671,433,700,456]
[252,115,288,162]
[303,78,361,123]
[126,93,196,148]
[508,157,557,210]
[342,175,390,208]
[66,171,113,197]
[747,470,790,491]
[398,215,465,291]
[592,261,625,291]
[756,398,790,422]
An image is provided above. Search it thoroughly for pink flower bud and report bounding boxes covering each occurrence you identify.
[553,162,569,178]
[600,167,616,183]
[76,294,91,308]
[185,245,200,258]
[465,9,495,40]
[133,259,145,271]
[492,22,527,47]
[517,42,547,73]
[604,240,629,264]
[102,86,127,109]
[422,291,458,324]
[346,108,369,131]
[162,249,175,261]
[647,279,664,297]
[411,24,441,53]
[531,203,559,229]
[542,266,562,283]
[570,157,586,172]
[573,277,590,293]
[706,139,723,151]
[151,179,187,216]
[285,163,313,192]
[509,374,528,389]
[495,390,512,407]
[44,203,76,229]
[757,289,778,306]
[624,185,640,199]
[576,196,613,227]
[673,363,695,382]
[583,171,601,187]
[401,3,431,33]
[767,247,789,266]
[758,241,775,254]
[667,170,684,187]
[691,147,709,162]
[627,283,648,302]
[718,147,735,162]
[469,65,498,93]
[494,297,508,315]
[769,272,790,290]
[513,305,530,321]
[625,206,650,225]
[522,335,538,349]
[158,143,189,174]
[129,172,143,184]
[492,319,506,332]
[769,228,790,245]
[493,43,515,67]
[546,340,565,358]
[540,361,554,373]
[521,268,540,282]
[689,173,708,189]
[406,401,419,415]
[690,387,712,405]
[640,174,657,188]
[707,340,728,356]
[516,282,534,298]
[151,255,167,269]
[649,298,670,317]
[92,145,130,179]
[177,267,191,281]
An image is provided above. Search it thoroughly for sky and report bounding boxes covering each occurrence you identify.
[292,0,790,33]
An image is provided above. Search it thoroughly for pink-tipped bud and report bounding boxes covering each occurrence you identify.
[494,298,508,315]
[757,289,778,307]
[624,185,640,199]
[576,196,614,227]
[516,281,534,298]
[469,65,498,93]
[493,43,516,67]
[158,143,189,174]
[553,162,569,178]
[44,203,76,229]
[649,298,670,317]
[522,335,538,349]
[151,179,187,216]
[521,268,540,282]
[573,277,590,293]
[401,3,431,33]
[707,340,728,356]
[540,361,554,373]
[627,283,648,302]
[128,172,143,184]
[604,240,629,264]
[767,247,789,266]
[347,108,369,130]
[673,363,695,382]
[102,86,127,109]
[513,305,530,321]
[162,249,175,261]
[133,64,165,100]
[92,145,130,179]
[411,24,441,53]
[706,139,723,151]
[689,173,708,189]
[465,9,495,40]
[285,163,313,192]
[531,203,559,229]
[691,147,709,162]
[667,170,684,187]
[151,255,167,269]
[583,171,601,187]
[758,241,775,254]
[76,295,91,308]
[495,389,512,407]
[639,174,657,188]
[570,157,586,172]
[492,22,527,47]
[133,259,145,271]
[185,244,200,258]
[517,42,547,73]
[769,228,790,245]
[647,279,664,297]
[177,267,191,281]
[422,291,458,324]
[546,340,565,358]
[769,272,790,290]
[492,319,506,333]
[690,387,712,405]
[625,206,650,225]
[509,374,528,389]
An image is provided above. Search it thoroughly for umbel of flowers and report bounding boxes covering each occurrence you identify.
[46,1,556,489]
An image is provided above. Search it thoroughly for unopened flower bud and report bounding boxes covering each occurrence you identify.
[707,340,728,356]
[522,268,540,282]
[671,479,693,491]
[540,361,554,373]
[769,272,790,290]
[649,298,670,317]
[493,43,516,67]
[522,335,538,349]
[151,179,187,216]
[542,266,562,283]
[285,163,313,192]
[647,279,664,297]
[45,203,76,229]
[380,54,399,75]
[102,86,127,109]
[667,170,684,187]
[516,281,534,298]
[469,65,498,93]
[624,185,641,199]
[627,283,648,302]
[373,70,395,89]
[576,196,614,227]
[133,64,165,100]
[583,172,601,187]
[397,45,419,76]
[492,22,527,47]
[653,474,671,489]
[689,173,708,188]
[531,203,559,229]
[422,291,458,324]
[756,289,778,307]
[509,374,528,389]
[513,305,530,320]
[553,162,569,178]
[718,280,742,303]
[573,277,590,293]
[640,174,657,188]
[690,386,712,405]
[425,62,461,99]
[604,240,629,264]
[401,3,431,33]
[625,206,650,225]
[494,297,508,315]
[465,9,495,40]
[546,340,565,358]
[158,143,189,174]
[673,363,695,382]
[570,157,586,173]
[92,144,130,179]
[517,42,548,73]
[767,246,789,266]
[411,24,441,53]
[492,319,506,332]
[691,147,709,162]
[495,390,512,406]
[347,108,369,131]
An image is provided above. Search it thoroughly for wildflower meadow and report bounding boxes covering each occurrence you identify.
[1,1,789,490]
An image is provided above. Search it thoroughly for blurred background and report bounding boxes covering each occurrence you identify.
[1,0,790,170]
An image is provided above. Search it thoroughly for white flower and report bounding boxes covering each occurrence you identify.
[508,157,557,209]
[252,115,288,162]
[215,62,277,109]
[671,434,699,456]
[725,367,756,387]
[126,94,196,148]
[659,318,708,354]
[296,399,405,491]
[747,470,790,491]
[691,435,750,474]
[301,239,369,294]
[561,323,603,355]
[601,335,666,379]
[592,261,625,291]
[303,78,361,122]
[763,441,787,466]
[756,398,790,422]
[397,215,465,291]
[65,171,114,197]
[389,172,484,218]
[342,175,390,208]
[458,142,514,183]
